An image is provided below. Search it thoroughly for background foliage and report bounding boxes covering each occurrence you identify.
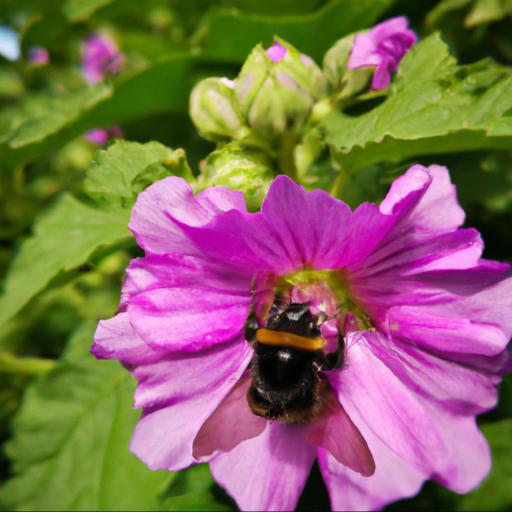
[0,1,511,510]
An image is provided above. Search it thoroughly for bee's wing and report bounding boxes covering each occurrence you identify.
[307,392,375,477]
[193,376,266,459]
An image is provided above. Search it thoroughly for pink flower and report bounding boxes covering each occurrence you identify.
[82,33,123,84]
[92,165,511,511]
[348,16,416,90]
[266,40,287,63]
[85,125,123,145]
[28,46,49,65]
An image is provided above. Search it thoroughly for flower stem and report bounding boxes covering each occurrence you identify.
[0,351,56,375]
[278,129,298,180]
[336,89,388,110]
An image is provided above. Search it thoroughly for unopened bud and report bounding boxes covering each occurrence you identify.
[201,143,275,210]
[235,38,328,144]
[323,35,371,99]
[190,77,248,142]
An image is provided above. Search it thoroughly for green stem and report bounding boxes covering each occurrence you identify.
[0,351,56,375]
[336,89,388,110]
[278,129,298,180]
[329,165,352,198]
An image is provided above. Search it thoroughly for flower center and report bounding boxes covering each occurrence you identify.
[276,268,373,332]
[245,268,373,425]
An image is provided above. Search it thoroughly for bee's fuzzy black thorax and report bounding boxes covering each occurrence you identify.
[246,302,344,424]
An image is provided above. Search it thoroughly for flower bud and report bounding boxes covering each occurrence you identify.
[323,35,372,99]
[28,46,49,65]
[235,38,328,144]
[201,143,275,210]
[82,33,123,84]
[347,16,416,90]
[190,77,249,142]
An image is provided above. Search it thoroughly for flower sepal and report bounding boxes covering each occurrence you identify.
[190,77,250,142]
[323,34,372,100]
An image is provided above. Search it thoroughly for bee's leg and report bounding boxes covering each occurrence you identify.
[244,278,260,344]
[323,331,345,370]
[244,309,259,344]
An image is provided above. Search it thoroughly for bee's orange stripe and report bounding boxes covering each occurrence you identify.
[256,328,325,351]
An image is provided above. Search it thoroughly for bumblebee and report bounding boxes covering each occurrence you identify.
[245,302,344,424]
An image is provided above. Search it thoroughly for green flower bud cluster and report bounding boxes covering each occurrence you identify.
[236,39,328,145]
[189,38,328,151]
[189,30,393,206]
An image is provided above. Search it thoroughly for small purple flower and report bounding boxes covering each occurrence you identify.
[92,165,511,511]
[82,33,123,84]
[348,16,416,90]
[266,40,287,63]
[28,46,49,65]
[85,125,123,145]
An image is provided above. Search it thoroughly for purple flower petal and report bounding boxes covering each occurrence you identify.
[84,125,123,145]
[388,306,508,356]
[318,415,425,511]
[28,46,49,64]
[108,125,123,138]
[124,229,252,355]
[128,284,250,352]
[91,312,160,365]
[82,33,123,84]
[421,401,491,493]
[328,333,456,479]
[130,339,252,471]
[128,176,247,256]
[179,176,403,278]
[132,339,252,410]
[266,40,287,63]
[210,423,315,511]
[348,165,488,327]
[379,164,465,230]
[85,128,109,145]
[418,269,512,339]
[367,333,501,415]
[348,16,416,90]
[120,254,251,311]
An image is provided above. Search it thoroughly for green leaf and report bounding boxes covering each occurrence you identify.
[0,69,24,99]
[426,0,473,27]
[85,140,193,208]
[165,464,215,498]
[164,494,228,512]
[456,420,512,511]
[193,0,398,63]
[0,194,130,329]
[319,34,512,172]
[0,323,172,511]
[465,0,512,27]
[63,0,115,21]
[222,0,324,16]
[161,463,229,511]
[1,55,193,168]
[1,83,112,149]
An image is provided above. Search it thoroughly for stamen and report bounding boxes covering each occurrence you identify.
[256,328,325,351]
